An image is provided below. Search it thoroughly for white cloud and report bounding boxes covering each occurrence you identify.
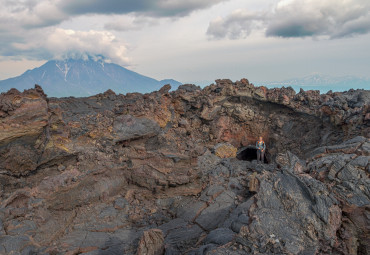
[46,29,130,64]
[104,16,159,31]
[207,9,264,39]
[2,28,130,65]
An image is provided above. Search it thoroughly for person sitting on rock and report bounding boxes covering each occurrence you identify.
[256,136,266,164]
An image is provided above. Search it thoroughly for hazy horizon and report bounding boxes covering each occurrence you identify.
[1,56,368,96]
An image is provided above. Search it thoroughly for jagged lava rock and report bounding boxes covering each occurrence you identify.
[0,81,368,255]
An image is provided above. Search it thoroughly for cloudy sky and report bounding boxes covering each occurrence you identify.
[0,0,370,84]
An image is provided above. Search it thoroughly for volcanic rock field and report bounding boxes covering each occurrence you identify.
[0,79,369,254]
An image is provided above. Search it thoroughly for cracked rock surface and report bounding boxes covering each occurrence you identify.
[0,80,369,254]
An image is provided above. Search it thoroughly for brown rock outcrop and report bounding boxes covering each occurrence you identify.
[0,86,49,176]
[0,81,368,255]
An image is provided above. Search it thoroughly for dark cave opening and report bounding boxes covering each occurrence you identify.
[237,147,269,164]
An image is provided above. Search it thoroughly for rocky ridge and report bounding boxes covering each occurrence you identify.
[0,79,369,254]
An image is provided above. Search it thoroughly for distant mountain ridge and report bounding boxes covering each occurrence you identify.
[255,74,370,93]
[0,57,182,97]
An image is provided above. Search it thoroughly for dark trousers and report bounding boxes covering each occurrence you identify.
[257,150,265,163]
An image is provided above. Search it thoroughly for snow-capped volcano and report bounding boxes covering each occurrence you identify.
[0,57,182,97]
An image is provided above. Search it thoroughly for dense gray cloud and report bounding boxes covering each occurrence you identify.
[0,0,228,30]
[267,0,370,38]
[0,0,226,63]
[60,0,227,17]
[1,0,67,29]
[207,0,370,39]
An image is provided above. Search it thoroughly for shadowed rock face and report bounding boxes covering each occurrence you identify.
[237,147,270,163]
[0,80,369,254]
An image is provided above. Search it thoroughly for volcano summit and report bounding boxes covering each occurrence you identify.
[0,57,182,97]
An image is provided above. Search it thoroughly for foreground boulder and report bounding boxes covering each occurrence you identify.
[0,87,49,176]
